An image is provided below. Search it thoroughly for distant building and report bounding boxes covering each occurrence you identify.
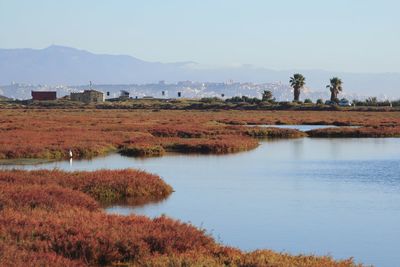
[31,91,57,101]
[119,90,130,100]
[70,90,104,103]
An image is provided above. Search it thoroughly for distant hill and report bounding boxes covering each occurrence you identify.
[0,45,193,85]
[0,45,399,98]
[0,94,12,101]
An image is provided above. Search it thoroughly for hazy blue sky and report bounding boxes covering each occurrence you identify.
[1,0,399,72]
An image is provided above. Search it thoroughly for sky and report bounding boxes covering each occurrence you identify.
[1,0,400,73]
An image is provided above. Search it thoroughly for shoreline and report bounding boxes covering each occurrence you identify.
[1,109,398,266]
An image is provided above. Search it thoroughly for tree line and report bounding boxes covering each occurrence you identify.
[222,73,399,107]
[225,74,344,104]
[290,73,343,103]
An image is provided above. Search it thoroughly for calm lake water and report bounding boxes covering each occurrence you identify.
[246,124,360,131]
[2,137,400,267]
[246,124,338,131]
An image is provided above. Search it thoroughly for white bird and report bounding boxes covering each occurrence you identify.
[69,150,73,158]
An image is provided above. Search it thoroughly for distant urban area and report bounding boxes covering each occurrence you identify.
[0,80,374,102]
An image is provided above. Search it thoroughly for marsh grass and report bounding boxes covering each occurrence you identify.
[307,126,400,138]
[0,169,363,266]
[1,109,399,160]
[0,108,393,266]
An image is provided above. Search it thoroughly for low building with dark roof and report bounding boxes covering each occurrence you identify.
[31,91,57,101]
[119,90,130,100]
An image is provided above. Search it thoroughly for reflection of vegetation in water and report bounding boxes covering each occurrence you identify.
[0,158,56,165]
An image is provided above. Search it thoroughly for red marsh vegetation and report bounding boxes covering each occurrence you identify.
[0,109,399,160]
[0,169,363,266]
[0,169,173,205]
[307,125,400,138]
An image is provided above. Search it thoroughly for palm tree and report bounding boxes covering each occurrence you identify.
[289,74,305,101]
[262,90,273,102]
[326,77,343,102]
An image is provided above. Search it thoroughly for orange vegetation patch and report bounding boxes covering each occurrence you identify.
[0,169,173,205]
[161,136,260,154]
[214,110,400,127]
[307,126,400,138]
[0,109,398,160]
[0,169,362,266]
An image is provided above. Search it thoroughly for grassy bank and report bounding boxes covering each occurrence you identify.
[0,169,362,266]
[0,169,173,206]
[1,109,399,161]
[307,126,400,138]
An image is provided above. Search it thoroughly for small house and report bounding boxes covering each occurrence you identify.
[31,91,57,101]
[70,90,104,103]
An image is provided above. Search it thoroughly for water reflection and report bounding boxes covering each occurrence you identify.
[1,138,400,267]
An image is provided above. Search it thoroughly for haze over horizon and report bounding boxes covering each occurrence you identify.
[1,44,400,101]
[4,44,400,75]
[1,0,400,73]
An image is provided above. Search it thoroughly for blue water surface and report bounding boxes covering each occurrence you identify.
[2,137,400,267]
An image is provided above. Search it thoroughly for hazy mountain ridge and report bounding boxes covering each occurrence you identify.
[0,45,192,85]
[0,45,399,98]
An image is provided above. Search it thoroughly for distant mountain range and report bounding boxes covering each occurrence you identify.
[0,45,399,98]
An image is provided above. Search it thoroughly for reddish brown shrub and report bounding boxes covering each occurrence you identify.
[0,208,216,266]
[244,126,307,138]
[0,169,173,204]
[0,243,85,267]
[1,109,397,160]
[0,183,99,211]
[120,145,165,157]
[0,207,362,267]
[0,168,362,266]
[307,126,400,138]
[163,136,259,154]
